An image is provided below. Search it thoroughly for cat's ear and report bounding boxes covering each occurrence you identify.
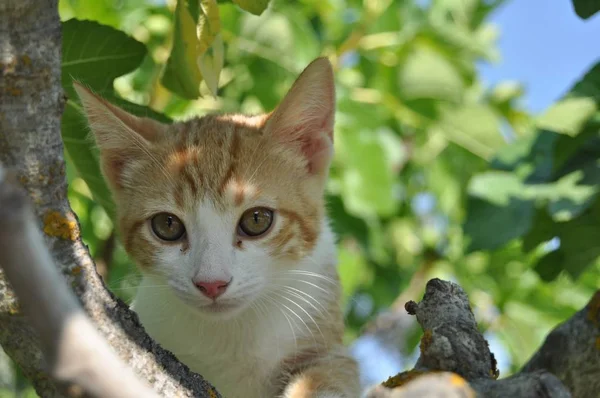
[72,81,168,190]
[265,57,335,175]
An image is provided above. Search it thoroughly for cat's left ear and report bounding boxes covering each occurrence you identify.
[72,81,168,190]
[264,57,335,175]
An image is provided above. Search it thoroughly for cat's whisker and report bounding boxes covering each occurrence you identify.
[105,275,143,286]
[280,286,327,317]
[270,276,329,295]
[269,291,319,348]
[280,269,337,285]
[263,293,298,357]
[275,289,326,346]
[116,284,172,290]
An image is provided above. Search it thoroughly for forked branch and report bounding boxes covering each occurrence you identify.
[366,279,598,398]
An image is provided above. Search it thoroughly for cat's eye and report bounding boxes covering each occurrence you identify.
[151,213,186,241]
[238,207,274,237]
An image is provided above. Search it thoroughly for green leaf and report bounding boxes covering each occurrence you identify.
[233,0,270,15]
[463,197,534,252]
[62,19,146,99]
[468,171,524,206]
[571,0,600,19]
[62,101,116,220]
[162,0,225,98]
[434,104,506,159]
[398,47,464,102]
[570,61,600,101]
[337,128,401,218]
[522,208,555,252]
[326,194,371,250]
[489,81,525,105]
[161,0,203,99]
[428,20,498,62]
[552,121,600,173]
[197,0,223,97]
[468,170,597,222]
[338,244,372,305]
[536,97,597,137]
[525,204,600,280]
[62,19,148,221]
[62,19,170,222]
[534,251,564,282]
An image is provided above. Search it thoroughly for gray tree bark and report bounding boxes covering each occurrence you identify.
[0,1,218,396]
[365,279,599,398]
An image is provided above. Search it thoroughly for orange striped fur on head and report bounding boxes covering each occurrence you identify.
[73,57,336,314]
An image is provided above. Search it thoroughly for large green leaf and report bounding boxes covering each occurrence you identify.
[463,197,533,253]
[536,97,597,137]
[61,100,116,220]
[469,170,597,219]
[536,61,600,137]
[571,0,600,19]
[398,47,464,102]
[570,61,600,101]
[434,104,506,159]
[196,0,224,97]
[337,128,402,218]
[161,0,203,99]
[524,205,600,280]
[62,19,146,99]
[62,19,170,221]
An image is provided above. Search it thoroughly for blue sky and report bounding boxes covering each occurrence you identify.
[478,0,600,113]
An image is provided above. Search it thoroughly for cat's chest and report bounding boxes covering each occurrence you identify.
[171,327,290,397]
[133,296,296,397]
[178,351,274,398]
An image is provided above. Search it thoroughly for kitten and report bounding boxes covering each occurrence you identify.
[74,58,360,398]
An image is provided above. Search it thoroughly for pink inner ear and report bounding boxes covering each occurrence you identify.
[103,154,127,190]
[301,132,333,174]
[265,57,336,174]
[273,112,334,175]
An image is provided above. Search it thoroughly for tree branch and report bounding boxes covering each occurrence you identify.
[522,291,600,397]
[0,1,219,396]
[0,167,159,398]
[366,279,593,398]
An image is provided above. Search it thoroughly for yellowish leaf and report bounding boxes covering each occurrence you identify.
[161,0,202,99]
[198,34,224,97]
[196,0,222,97]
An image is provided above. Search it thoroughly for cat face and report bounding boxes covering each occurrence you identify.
[74,58,336,319]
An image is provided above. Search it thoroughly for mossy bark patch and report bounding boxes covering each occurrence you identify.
[43,210,80,240]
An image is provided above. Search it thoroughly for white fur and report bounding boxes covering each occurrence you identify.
[132,199,338,398]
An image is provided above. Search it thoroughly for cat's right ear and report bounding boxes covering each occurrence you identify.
[72,81,167,190]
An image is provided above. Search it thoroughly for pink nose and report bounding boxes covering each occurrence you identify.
[193,279,230,299]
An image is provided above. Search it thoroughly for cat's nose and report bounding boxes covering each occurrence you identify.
[193,279,230,299]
